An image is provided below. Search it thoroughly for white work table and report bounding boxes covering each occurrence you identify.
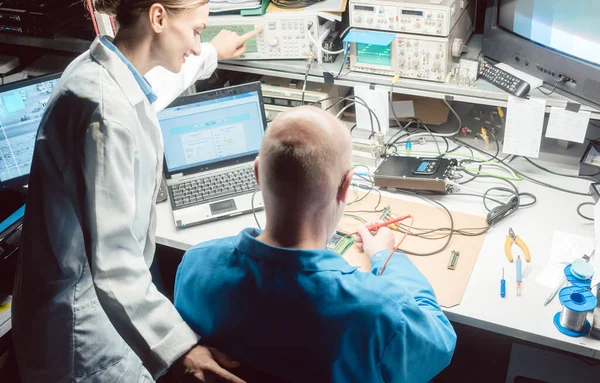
[155,157,600,361]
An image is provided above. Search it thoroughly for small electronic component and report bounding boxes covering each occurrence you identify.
[447,251,459,270]
[327,230,354,255]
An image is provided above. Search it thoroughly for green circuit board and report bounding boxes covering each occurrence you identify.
[327,231,354,255]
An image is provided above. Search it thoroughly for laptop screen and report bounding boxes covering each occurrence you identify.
[158,88,265,174]
[0,74,61,186]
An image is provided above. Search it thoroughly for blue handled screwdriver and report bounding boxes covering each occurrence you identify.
[501,267,506,298]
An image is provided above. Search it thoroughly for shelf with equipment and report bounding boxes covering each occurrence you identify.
[218,35,600,119]
[0,33,91,53]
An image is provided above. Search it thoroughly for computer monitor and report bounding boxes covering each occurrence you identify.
[157,82,267,176]
[0,74,61,188]
[482,0,600,107]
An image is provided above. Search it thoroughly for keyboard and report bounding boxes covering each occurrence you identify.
[170,166,258,209]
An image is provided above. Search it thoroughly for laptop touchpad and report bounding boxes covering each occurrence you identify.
[210,199,237,215]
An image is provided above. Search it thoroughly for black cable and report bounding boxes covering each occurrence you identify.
[520,157,599,181]
[300,58,312,105]
[537,79,562,96]
[323,95,381,134]
[336,51,348,79]
[577,202,594,221]
[346,183,384,212]
[460,168,537,226]
[391,189,455,256]
[251,189,262,230]
[452,137,592,196]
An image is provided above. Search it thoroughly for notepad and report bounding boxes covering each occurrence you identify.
[545,106,591,143]
[354,85,389,134]
[503,96,547,158]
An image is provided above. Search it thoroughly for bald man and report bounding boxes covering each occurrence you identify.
[174,106,456,383]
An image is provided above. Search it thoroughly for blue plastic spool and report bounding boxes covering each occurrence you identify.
[553,286,597,337]
[564,261,593,288]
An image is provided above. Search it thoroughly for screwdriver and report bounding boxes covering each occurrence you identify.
[516,256,522,296]
[501,267,506,298]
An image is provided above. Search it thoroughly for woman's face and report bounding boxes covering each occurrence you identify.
[157,4,209,73]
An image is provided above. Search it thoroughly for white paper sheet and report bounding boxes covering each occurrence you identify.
[545,106,591,143]
[354,85,389,134]
[503,96,547,158]
[535,231,595,289]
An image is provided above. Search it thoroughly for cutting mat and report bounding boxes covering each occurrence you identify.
[338,193,488,308]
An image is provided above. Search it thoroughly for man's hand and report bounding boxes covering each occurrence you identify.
[354,221,395,258]
[209,27,262,60]
[171,344,246,383]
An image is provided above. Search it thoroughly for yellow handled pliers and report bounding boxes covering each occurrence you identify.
[505,228,530,263]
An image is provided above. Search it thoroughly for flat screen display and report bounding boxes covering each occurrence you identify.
[498,0,600,66]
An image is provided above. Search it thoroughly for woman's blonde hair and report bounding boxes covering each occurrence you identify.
[90,0,209,27]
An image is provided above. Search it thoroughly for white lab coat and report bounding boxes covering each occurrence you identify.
[12,37,218,382]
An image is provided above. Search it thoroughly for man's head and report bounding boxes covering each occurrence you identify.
[255,106,353,240]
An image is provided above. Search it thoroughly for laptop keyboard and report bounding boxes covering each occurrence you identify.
[170,167,258,209]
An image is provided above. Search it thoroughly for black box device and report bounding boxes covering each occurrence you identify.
[373,157,454,193]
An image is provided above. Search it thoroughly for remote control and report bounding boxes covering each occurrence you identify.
[478,62,531,98]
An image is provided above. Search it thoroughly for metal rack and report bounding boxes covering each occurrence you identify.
[218,35,600,119]
[0,33,91,53]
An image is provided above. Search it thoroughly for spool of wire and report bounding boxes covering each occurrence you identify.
[553,286,597,337]
[564,260,594,288]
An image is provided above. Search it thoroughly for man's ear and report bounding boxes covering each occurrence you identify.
[337,169,353,203]
[254,157,260,186]
[148,3,167,33]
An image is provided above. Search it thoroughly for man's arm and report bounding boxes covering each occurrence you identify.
[83,116,199,378]
[372,251,456,382]
[355,225,456,381]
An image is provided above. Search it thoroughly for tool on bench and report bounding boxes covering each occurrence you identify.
[505,228,530,263]
[344,215,412,238]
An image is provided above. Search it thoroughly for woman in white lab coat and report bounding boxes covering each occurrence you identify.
[11,0,260,381]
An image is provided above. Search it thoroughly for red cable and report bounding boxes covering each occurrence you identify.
[86,0,100,36]
[110,17,117,35]
[379,215,414,275]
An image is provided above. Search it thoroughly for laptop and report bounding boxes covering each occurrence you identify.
[157,82,267,228]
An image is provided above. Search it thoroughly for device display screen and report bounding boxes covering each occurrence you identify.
[402,10,423,16]
[498,0,600,66]
[273,98,289,106]
[355,5,374,11]
[356,43,392,67]
[201,25,258,53]
[413,159,440,175]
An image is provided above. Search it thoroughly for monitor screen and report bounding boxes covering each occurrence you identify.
[498,0,600,67]
[0,75,60,185]
[157,90,265,173]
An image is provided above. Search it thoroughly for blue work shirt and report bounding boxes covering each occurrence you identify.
[175,228,456,383]
[99,36,158,104]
